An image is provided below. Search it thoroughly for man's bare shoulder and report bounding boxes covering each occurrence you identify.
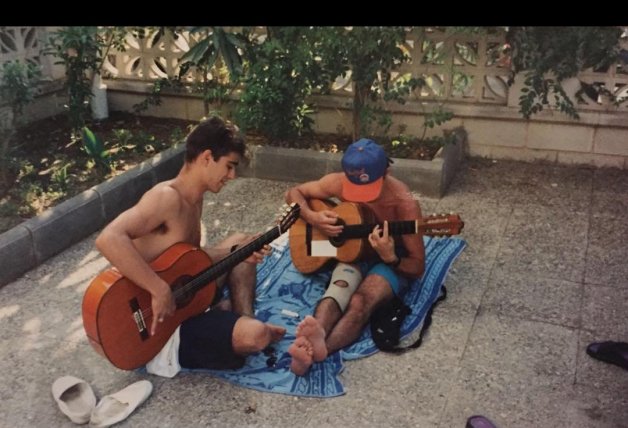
[294,173,343,199]
[387,174,411,190]
[383,175,421,213]
[137,180,183,211]
[317,172,344,192]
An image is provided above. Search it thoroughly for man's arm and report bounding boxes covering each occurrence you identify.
[396,198,425,278]
[285,173,344,236]
[95,185,179,335]
[368,196,425,279]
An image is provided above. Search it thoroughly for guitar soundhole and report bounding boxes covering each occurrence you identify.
[172,275,197,309]
[329,218,346,247]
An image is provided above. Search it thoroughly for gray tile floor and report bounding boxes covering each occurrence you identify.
[1,158,627,427]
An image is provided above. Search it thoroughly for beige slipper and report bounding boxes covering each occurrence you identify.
[51,375,97,424]
[89,380,153,427]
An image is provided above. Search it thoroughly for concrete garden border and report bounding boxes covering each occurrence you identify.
[0,129,465,286]
[0,145,183,287]
[238,127,466,198]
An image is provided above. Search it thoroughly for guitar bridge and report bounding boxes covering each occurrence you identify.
[129,298,149,340]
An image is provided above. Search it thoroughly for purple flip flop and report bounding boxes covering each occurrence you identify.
[466,415,498,428]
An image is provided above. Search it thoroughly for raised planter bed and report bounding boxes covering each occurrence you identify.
[0,145,184,287]
[239,128,466,198]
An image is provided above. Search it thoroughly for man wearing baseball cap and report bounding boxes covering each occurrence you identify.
[284,138,426,375]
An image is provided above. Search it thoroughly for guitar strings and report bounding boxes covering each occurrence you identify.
[159,204,297,305]
[137,213,296,322]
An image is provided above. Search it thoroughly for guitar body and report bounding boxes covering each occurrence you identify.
[289,199,464,274]
[82,243,216,370]
[289,199,375,274]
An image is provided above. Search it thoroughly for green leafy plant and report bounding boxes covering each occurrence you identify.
[168,127,186,146]
[44,27,102,132]
[179,27,244,80]
[421,106,454,138]
[44,26,128,132]
[110,128,134,148]
[0,60,41,184]
[132,77,184,115]
[236,27,327,140]
[131,130,158,154]
[506,26,624,119]
[178,26,246,115]
[134,27,246,118]
[81,126,111,170]
[315,27,410,139]
[50,161,71,191]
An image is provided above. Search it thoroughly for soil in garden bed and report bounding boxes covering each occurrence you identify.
[0,112,440,234]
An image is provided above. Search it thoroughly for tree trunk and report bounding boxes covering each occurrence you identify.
[0,128,14,186]
[352,83,368,141]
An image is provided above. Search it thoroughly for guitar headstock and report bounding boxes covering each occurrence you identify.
[277,203,301,233]
[421,212,464,237]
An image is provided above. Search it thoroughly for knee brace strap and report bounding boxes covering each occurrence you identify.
[322,263,362,312]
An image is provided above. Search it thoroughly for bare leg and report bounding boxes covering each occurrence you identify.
[228,261,256,317]
[313,297,344,335]
[288,336,314,376]
[296,316,328,362]
[325,275,393,355]
[232,317,286,355]
[206,232,256,317]
[286,298,340,375]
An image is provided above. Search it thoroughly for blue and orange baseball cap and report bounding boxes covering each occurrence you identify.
[341,138,389,202]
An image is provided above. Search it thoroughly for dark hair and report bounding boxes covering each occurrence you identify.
[184,116,246,163]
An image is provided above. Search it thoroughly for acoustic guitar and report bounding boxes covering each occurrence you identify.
[82,203,300,370]
[289,199,463,274]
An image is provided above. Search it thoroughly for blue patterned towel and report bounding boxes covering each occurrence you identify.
[189,234,466,397]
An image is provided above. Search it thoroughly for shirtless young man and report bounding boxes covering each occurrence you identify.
[284,138,425,375]
[95,116,285,377]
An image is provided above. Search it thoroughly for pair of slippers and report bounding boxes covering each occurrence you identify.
[586,341,628,371]
[51,376,152,426]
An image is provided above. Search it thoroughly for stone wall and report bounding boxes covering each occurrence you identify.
[2,26,628,168]
[105,83,628,169]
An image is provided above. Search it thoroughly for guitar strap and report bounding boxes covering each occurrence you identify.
[370,286,448,354]
[398,286,447,352]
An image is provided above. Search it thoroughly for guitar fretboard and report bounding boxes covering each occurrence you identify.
[173,226,281,302]
[340,221,418,239]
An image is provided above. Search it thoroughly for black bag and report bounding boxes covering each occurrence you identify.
[370,286,447,353]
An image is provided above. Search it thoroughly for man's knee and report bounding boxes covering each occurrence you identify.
[232,317,269,354]
[321,263,362,312]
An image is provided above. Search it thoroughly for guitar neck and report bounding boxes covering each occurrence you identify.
[341,221,418,239]
[179,226,281,298]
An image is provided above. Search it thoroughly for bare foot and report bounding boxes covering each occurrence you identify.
[288,336,314,376]
[266,323,286,342]
[296,315,328,362]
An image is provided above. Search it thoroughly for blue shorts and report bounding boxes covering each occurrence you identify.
[179,309,245,370]
[355,261,409,297]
